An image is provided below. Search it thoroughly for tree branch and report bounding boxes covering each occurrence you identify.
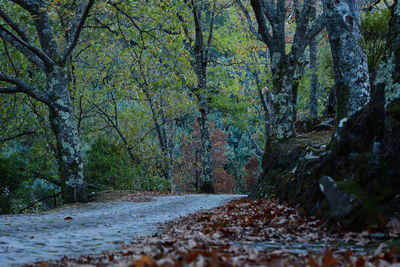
[0,130,36,144]
[0,73,50,104]
[236,0,264,42]
[0,25,46,68]
[0,7,30,42]
[250,0,274,48]
[306,14,326,40]
[62,0,95,64]
[19,192,62,214]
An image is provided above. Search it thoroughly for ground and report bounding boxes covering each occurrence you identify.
[1,194,399,266]
[0,194,243,265]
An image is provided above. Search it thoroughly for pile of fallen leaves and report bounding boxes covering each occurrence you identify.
[30,198,399,267]
[118,191,182,202]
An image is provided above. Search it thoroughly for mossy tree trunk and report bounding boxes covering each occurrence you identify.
[48,67,86,203]
[376,0,400,155]
[243,0,325,141]
[0,0,94,203]
[322,0,371,121]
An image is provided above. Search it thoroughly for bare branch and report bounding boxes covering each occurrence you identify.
[62,0,95,63]
[250,0,274,48]
[204,2,216,63]
[0,7,30,42]
[0,86,21,94]
[0,72,50,104]
[0,25,46,68]
[306,14,326,40]
[236,0,264,42]
[0,130,36,144]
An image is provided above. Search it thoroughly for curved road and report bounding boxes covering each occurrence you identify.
[0,194,244,266]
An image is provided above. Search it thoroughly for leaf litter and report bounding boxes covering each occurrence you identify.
[27,198,400,267]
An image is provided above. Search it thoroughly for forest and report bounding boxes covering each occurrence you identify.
[0,0,400,265]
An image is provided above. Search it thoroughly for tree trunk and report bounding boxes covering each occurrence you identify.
[47,67,87,203]
[376,0,400,155]
[309,6,319,118]
[270,53,296,140]
[322,0,371,121]
[198,99,214,193]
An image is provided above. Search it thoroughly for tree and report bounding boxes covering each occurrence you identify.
[0,0,95,202]
[322,0,371,121]
[238,0,325,140]
[178,121,235,193]
[309,5,319,118]
[211,128,235,193]
[178,0,218,192]
[375,0,400,155]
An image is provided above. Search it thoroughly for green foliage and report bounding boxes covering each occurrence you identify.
[0,154,24,214]
[296,44,335,118]
[84,136,169,192]
[361,8,391,76]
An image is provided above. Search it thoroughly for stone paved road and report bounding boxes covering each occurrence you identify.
[0,194,244,266]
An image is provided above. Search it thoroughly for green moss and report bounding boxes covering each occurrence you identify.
[338,180,380,230]
[387,102,400,120]
[387,238,400,249]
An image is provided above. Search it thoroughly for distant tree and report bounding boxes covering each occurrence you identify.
[243,157,259,193]
[179,121,235,193]
[0,0,95,202]
[309,5,319,118]
[211,129,235,194]
[178,0,218,192]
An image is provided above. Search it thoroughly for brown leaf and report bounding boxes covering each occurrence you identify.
[307,255,319,267]
[132,255,156,267]
[355,256,366,267]
[322,250,339,267]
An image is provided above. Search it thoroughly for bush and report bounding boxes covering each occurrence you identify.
[0,154,24,213]
[84,136,169,192]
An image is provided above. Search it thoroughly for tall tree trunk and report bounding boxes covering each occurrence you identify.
[198,99,214,193]
[47,67,87,203]
[270,53,296,140]
[322,0,371,121]
[309,6,319,118]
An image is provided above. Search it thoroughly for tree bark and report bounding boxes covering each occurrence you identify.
[0,0,94,203]
[198,99,214,193]
[322,0,371,121]
[247,0,325,141]
[375,0,400,155]
[270,53,296,140]
[47,67,87,203]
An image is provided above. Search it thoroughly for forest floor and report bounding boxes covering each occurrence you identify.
[1,194,399,267]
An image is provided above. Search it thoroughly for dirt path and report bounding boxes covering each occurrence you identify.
[0,194,244,266]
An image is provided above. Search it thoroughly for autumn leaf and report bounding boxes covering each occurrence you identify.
[132,255,156,267]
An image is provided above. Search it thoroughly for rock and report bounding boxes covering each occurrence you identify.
[295,118,321,134]
[319,176,359,217]
[314,118,334,131]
